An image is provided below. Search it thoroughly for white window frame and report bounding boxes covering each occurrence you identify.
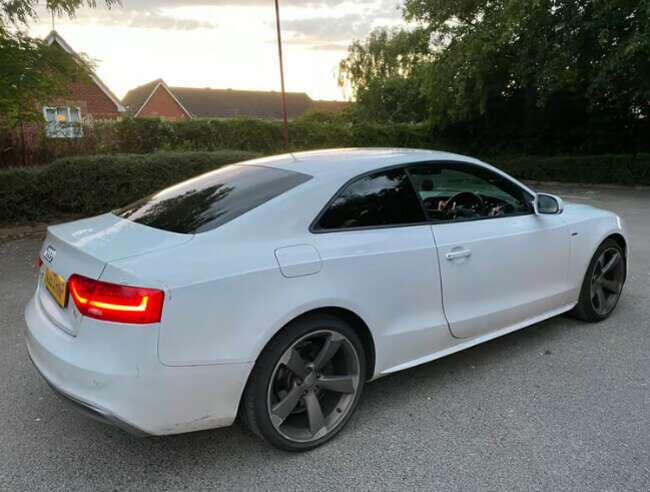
[43,106,83,138]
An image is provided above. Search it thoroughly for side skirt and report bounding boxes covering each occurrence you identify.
[378,302,576,377]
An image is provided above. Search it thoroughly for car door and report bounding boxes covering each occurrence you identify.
[311,166,450,373]
[408,162,572,339]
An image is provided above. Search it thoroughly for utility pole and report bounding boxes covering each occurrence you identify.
[274,0,289,150]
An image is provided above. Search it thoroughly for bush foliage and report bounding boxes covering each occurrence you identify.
[0,150,257,224]
[493,154,650,186]
[1,150,647,225]
[0,117,440,167]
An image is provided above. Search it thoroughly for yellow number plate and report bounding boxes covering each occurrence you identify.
[44,267,67,308]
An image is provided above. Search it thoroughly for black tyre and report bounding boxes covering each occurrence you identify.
[570,238,626,322]
[241,314,366,451]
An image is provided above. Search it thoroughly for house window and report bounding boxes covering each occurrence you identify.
[43,107,83,138]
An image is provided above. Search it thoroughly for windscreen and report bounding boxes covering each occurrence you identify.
[115,165,311,234]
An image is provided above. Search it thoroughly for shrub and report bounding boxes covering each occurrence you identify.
[0,117,436,168]
[491,154,650,186]
[0,150,258,224]
[1,150,647,225]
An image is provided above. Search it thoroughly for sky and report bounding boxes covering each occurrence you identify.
[29,1,406,101]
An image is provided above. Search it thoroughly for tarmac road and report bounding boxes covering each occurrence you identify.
[0,185,648,491]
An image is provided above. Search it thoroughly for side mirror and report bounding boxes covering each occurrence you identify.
[534,193,564,215]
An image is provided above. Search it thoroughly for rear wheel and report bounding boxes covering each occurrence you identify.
[570,239,625,322]
[241,314,366,451]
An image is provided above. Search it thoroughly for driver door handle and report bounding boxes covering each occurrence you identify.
[446,248,472,261]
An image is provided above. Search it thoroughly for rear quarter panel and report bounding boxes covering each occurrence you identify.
[105,216,450,378]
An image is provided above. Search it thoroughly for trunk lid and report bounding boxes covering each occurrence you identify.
[37,213,192,336]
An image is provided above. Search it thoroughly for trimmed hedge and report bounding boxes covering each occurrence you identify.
[493,154,650,186]
[2,117,648,170]
[0,150,258,224]
[0,117,437,167]
[1,150,648,225]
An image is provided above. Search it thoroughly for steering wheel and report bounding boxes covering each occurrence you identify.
[442,192,484,212]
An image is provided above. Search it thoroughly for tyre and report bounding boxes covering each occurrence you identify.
[570,238,626,322]
[241,314,366,451]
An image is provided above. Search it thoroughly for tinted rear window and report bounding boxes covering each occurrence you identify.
[115,165,311,234]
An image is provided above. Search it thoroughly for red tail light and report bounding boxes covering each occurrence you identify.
[37,255,43,268]
[67,274,164,324]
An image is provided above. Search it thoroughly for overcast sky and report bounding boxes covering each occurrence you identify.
[29,1,405,101]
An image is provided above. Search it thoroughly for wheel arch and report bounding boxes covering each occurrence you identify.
[606,233,627,257]
[604,232,628,281]
[255,306,376,382]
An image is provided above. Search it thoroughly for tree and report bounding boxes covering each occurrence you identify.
[0,1,119,163]
[341,0,650,153]
[338,27,432,122]
[403,0,650,126]
[1,1,118,28]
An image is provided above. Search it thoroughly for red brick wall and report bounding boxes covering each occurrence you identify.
[138,85,189,120]
[56,79,122,120]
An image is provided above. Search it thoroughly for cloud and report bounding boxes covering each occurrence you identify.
[40,5,217,30]
[276,2,403,50]
[122,1,349,7]
[98,9,217,30]
[282,14,373,42]
[44,0,403,38]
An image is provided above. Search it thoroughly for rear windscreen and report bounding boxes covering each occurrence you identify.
[115,165,311,234]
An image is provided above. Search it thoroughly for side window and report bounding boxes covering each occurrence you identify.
[316,168,425,230]
[408,163,533,222]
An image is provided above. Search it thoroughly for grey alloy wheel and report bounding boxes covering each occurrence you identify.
[590,247,625,316]
[266,329,361,443]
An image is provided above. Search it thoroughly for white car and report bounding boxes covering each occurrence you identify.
[25,148,627,451]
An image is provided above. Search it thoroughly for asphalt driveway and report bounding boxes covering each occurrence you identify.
[0,185,648,491]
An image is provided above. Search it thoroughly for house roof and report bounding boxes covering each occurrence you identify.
[170,87,313,119]
[45,30,126,113]
[311,100,351,112]
[122,79,343,120]
[121,79,162,115]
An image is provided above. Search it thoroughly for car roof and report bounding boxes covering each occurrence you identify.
[239,148,484,180]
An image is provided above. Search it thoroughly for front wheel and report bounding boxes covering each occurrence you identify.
[240,314,366,451]
[570,238,626,322]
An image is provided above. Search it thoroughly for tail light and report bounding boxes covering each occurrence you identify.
[36,255,43,268]
[67,274,164,324]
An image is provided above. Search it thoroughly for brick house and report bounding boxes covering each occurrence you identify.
[122,79,348,121]
[43,31,125,137]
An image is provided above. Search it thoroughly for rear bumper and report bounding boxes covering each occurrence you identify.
[30,352,149,437]
[25,293,254,436]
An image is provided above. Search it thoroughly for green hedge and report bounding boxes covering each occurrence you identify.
[493,154,650,186]
[0,150,258,224]
[1,150,647,225]
[0,117,437,167]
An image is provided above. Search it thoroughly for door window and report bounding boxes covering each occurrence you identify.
[315,168,425,230]
[408,163,533,222]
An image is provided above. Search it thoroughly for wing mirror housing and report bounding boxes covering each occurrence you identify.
[534,193,564,215]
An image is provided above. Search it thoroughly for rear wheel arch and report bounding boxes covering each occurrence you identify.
[254,307,376,382]
[295,307,376,381]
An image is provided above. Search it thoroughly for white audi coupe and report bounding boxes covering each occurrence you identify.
[25,148,627,451]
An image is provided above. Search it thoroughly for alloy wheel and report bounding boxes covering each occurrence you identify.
[266,330,361,443]
[590,247,625,316]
